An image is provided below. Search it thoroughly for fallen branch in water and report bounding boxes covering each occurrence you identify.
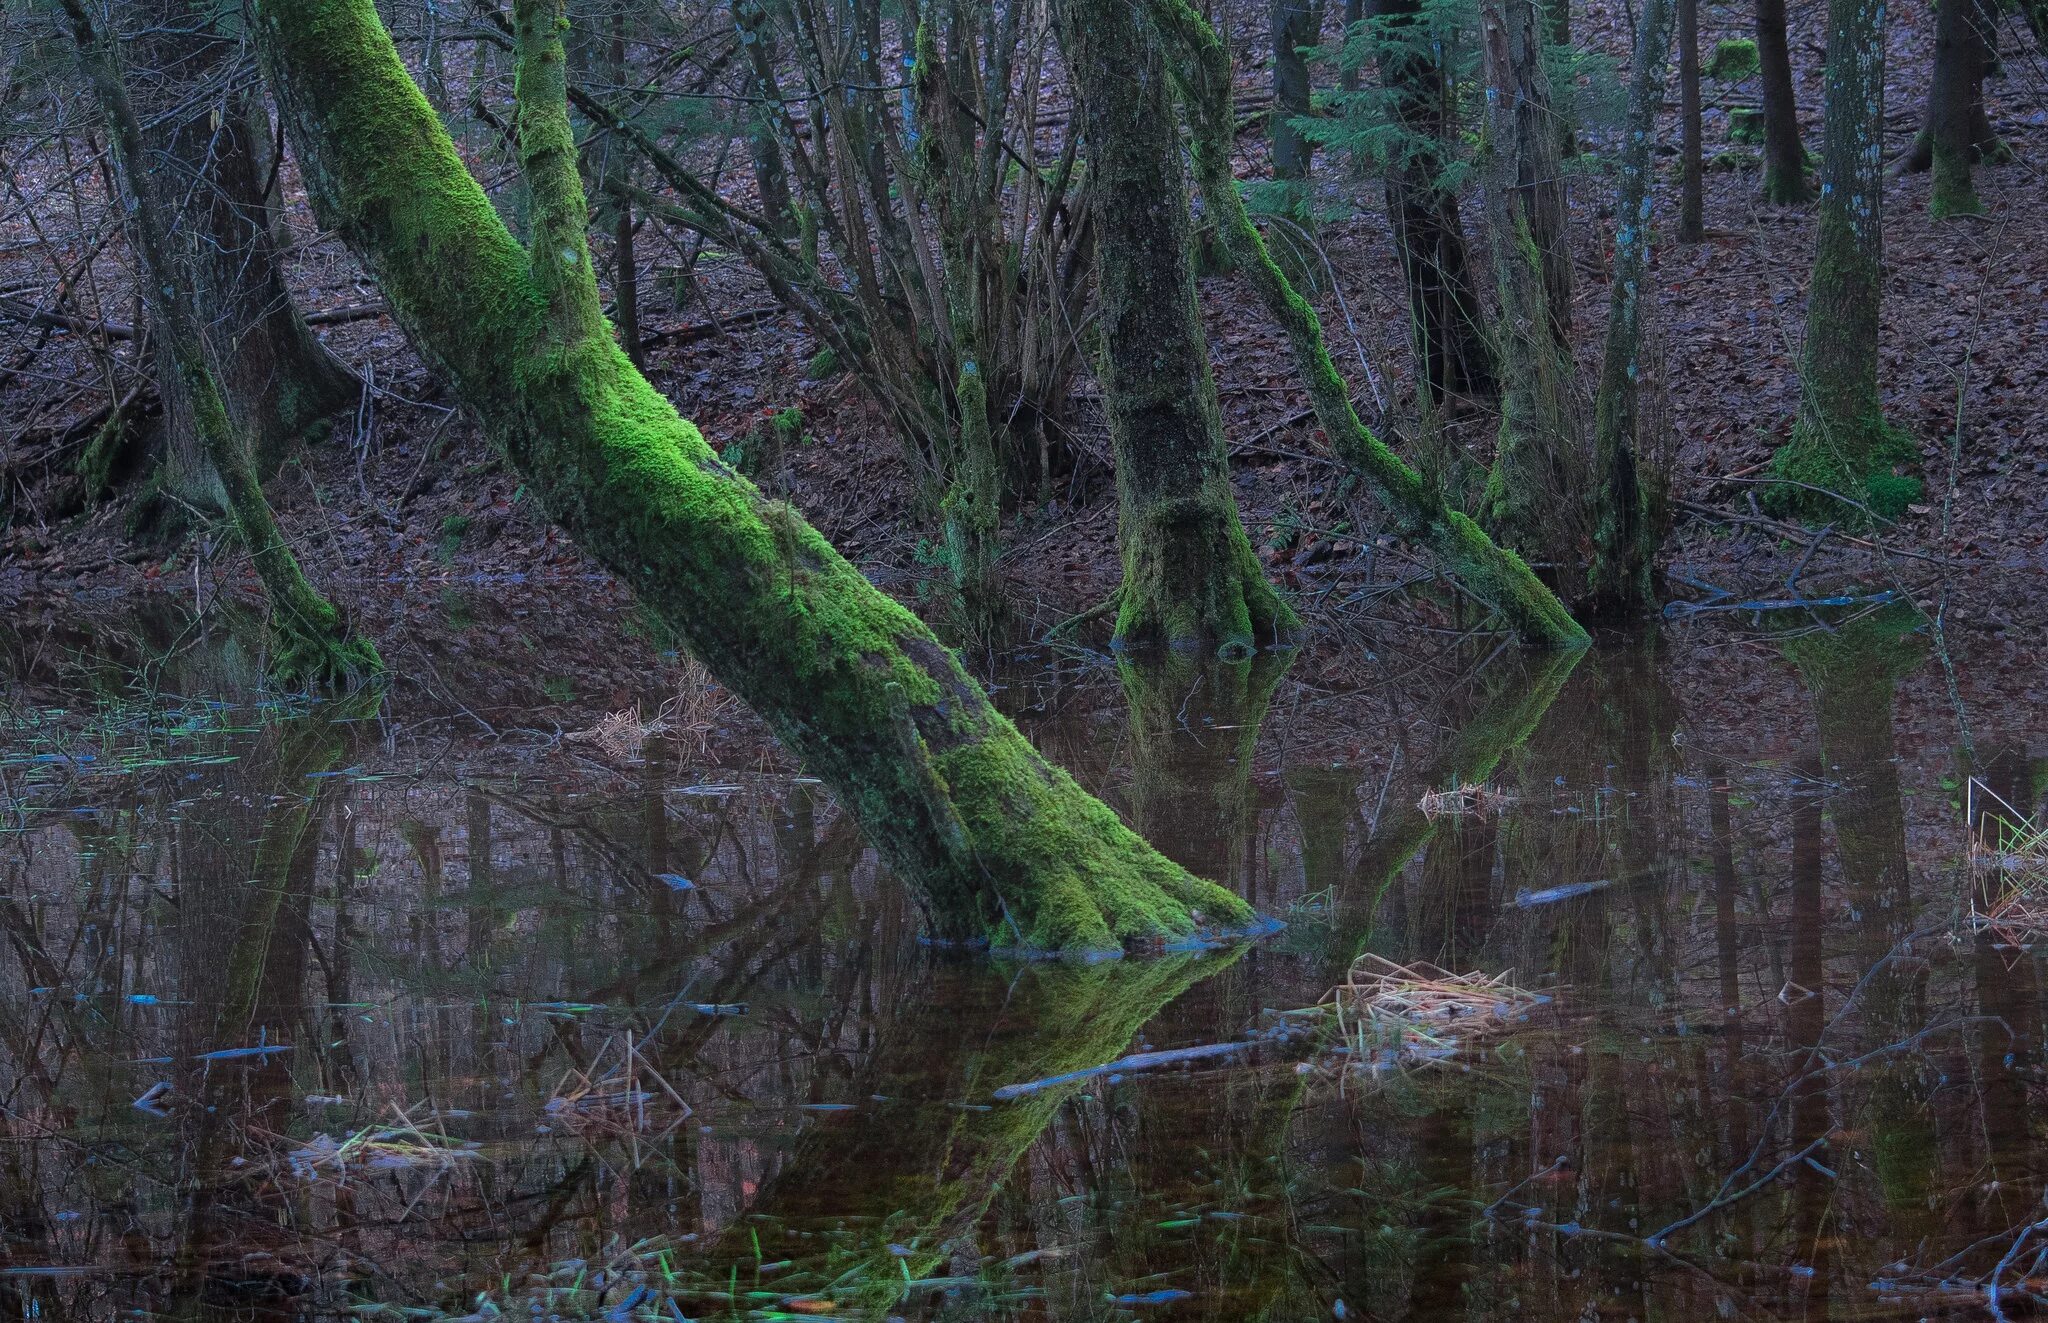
[991,1039,1257,1101]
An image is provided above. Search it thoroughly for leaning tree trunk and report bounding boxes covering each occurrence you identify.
[56,0,377,685]
[1059,0,1291,654]
[1375,0,1497,405]
[128,3,356,506]
[1149,0,1590,650]
[1587,0,1676,616]
[1756,0,1811,202]
[1768,0,1918,519]
[246,0,1251,953]
[1271,0,1319,183]
[1902,0,2002,217]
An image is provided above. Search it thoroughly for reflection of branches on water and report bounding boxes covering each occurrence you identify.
[1484,924,2010,1301]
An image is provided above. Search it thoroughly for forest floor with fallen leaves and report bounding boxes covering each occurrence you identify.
[4,0,2045,728]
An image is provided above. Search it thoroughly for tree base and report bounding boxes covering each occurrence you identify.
[270,607,383,688]
[1112,501,1294,657]
[1761,162,1811,205]
[928,724,1261,955]
[1764,414,1921,523]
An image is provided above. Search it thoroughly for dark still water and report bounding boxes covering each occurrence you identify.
[4,605,2046,1321]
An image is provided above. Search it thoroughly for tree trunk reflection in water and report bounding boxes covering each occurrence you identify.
[688,952,1240,1314]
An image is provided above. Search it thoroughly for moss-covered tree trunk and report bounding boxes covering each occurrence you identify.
[57,0,377,686]
[1377,0,1497,405]
[1148,0,1590,651]
[1768,0,1918,520]
[127,1,356,505]
[1756,0,1811,202]
[1060,0,1291,654]
[247,0,1248,953]
[1586,0,1675,616]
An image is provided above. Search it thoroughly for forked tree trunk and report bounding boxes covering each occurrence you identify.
[1059,0,1292,654]
[1769,0,1918,519]
[246,0,1251,953]
[1587,0,1676,616]
[131,4,357,504]
[57,0,377,685]
[1756,0,1811,202]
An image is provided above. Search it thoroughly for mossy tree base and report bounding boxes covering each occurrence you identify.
[1761,163,1813,205]
[1114,506,1291,656]
[1764,414,1921,523]
[930,719,1256,952]
[268,605,383,688]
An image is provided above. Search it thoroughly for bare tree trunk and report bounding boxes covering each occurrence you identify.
[1373,0,1496,405]
[1339,0,1365,92]
[732,0,795,236]
[608,11,642,365]
[56,0,377,684]
[1677,0,1705,240]
[1587,0,1676,615]
[1900,0,2002,218]
[1756,0,1811,201]
[1270,0,1318,183]
[1479,0,1580,559]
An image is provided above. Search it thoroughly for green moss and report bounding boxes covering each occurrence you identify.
[804,347,839,379]
[1705,37,1760,80]
[930,725,1256,953]
[1148,0,1587,651]
[1929,143,1986,219]
[1728,108,1767,145]
[1765,413,1920,523]
[254,0,1260,955]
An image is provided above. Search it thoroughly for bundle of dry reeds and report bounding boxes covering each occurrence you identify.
[1302,955,1549,1078]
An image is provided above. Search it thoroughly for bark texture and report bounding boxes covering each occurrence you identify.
[129,2,356,502]
[1060,0,1292,653]
[1769,0,1918,520]
[1149,0,1590,650]
[1756,0,1811,201]
[1271,0,1319,181]
[1678,0,1705,240]
[1588,0,1675,616]
[246,0,1250,952]
[1479,0,1581,560]
[1374,0,1496,404]
[1907,0,2003,218]
[58,0,377,685]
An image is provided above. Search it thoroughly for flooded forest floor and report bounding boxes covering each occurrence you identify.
[4,0,2048,1319]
